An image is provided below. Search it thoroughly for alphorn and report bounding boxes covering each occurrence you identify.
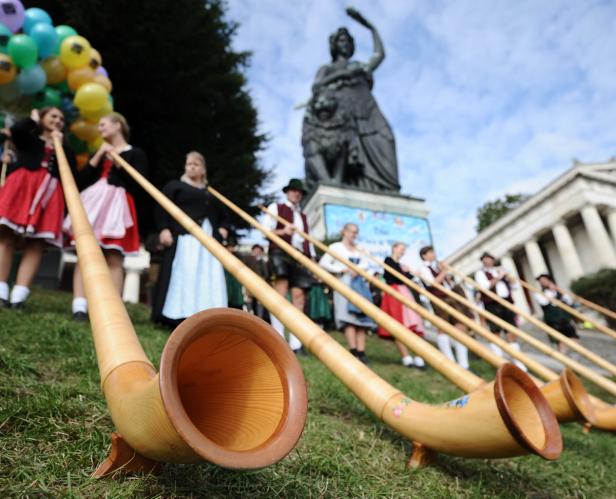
[0,138,9,187]
[515,277,616,341]
[55,137,308,475]
[557,286,616,323]
[446,267,616,378]
[109,151,563,465]
[259,206,598,427]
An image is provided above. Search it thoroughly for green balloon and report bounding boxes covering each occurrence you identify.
[33,87,62,109]
[0,23,11,55]
[55,25,78,45]
[7,34,39,69]
[53,80,70,94]
[67,132,88,154]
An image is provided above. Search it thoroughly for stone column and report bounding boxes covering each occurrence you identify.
[607,209,616,249]
[552,221,584,280]
[500,253,530,314]
[580,204,616,268]
[524,238,548,277]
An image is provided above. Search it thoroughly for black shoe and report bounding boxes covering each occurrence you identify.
[293,347,308,357]
[357,351,369,365]
[72,311,88,322]
[10,301,24,310]
[0,299,8,309]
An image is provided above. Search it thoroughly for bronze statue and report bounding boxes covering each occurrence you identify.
[302,8,400,193]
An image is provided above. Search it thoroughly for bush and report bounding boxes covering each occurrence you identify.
[570,268,616,328]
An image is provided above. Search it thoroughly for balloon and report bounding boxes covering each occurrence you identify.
[53,80,70,94]
[88,48,102,70]
[0,79,19,101]
[87,135,103,153]
[95,65,108,78]
[23,7,51,34]
[70,118,99,141]
[75,152,89,169]
[67,133,88,154]
[33,86,61,108]
[55,25,77,45]
[0,53,16,84]
[41,56,66,85]
[59,35,91,69]
[60,95,79,122]
[93,73,111,92]
[0,23,11,54]
[29,22,58,58]
[67,66,95,91]
[7,34,38,68]
[74,82,108,112]
[16,64,46,94]
[79,100,112,122]
[0,0,24,33]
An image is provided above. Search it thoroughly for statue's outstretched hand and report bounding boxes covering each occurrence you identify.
[346,7,372,29]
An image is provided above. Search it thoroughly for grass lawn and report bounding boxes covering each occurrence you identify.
[1,289,616,498]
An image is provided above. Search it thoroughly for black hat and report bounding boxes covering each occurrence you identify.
[282,178,307,194]
[480,251,496,261]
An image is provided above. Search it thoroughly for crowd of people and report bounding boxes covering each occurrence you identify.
[0,106,581,372]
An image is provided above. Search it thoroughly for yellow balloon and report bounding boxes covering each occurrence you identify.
[93,73,112,92]
[0,54,17,85]
[74,82,109,112]
[80,100,112,122]
[87,135,104,153]
[59,35,92,69]
[89,48,102,70]
[67,66,96,91]
[70,118,99,142]
[41,57,67,85]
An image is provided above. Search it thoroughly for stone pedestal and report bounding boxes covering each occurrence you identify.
[304,183,431,266]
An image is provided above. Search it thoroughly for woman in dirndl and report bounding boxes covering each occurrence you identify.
[0,108,76,308]
[64,112,148,320]
[378,242,426,369]
[151,151,229,327]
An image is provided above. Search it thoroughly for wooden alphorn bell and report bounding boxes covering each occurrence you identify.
[108,151,563,465]
[54,137,308,476]
[515,277,616,341]
[259,206,599,429]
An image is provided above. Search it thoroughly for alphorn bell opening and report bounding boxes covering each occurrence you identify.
[53,137,308,474]
[110,151,563,464]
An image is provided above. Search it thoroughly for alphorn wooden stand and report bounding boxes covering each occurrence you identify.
[515,278,616,341]
[110,152,563,466]
[259,206,600,427]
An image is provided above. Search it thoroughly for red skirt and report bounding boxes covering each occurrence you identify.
[0,167,64,246]
[378,284,425,338]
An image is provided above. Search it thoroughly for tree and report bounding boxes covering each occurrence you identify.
[476,193,529,232]
[31,0,272,232]
[571,269,616,328]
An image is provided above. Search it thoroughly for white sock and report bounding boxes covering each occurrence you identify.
[489,342,505,357]
[72,297,88,314]
[401,355,414,367]
[0,281,8,301]
[436,334,455,362]
[270,315,285,338]
[413,356,425,367]
[508,342,528,372]
[10,285,29,304]
[288,333,303,351]
[454,340,469,369]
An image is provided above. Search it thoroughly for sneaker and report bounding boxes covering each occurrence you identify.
[293,347,308,357]
[72,311,88,322]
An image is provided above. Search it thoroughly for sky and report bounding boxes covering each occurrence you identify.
[225,0,616,256]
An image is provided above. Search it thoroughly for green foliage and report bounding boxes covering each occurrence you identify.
[2,289,616,497]
[571,268,616,328]
[29,0,272,231]
[476,193,529,232]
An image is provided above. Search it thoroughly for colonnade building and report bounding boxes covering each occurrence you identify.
[447,159,616,314]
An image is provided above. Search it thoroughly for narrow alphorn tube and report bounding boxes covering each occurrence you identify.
[448,268,616,379]
[558,286,616,323]
[260,206,597,427]
[109,151,563,462]
[55,138,308,472]
[515,278,616,341]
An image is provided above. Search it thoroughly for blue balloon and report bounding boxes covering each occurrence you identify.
[23,8,52,34]
[0,23,11,54]
[17,64,46,94]
[29,22,58,58]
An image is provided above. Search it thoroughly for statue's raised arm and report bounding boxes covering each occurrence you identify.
[346,7,385,72]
